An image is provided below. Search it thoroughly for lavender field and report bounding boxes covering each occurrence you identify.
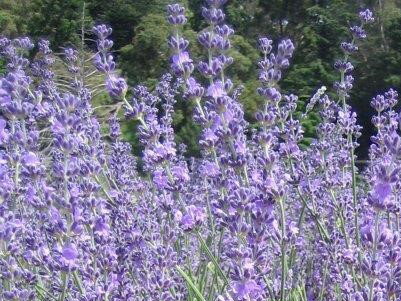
[1,1,401,300]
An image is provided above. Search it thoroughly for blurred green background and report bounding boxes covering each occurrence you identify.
[1,0,400,159]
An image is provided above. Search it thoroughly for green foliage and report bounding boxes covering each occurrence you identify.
[24,0,91,48]
[0,59,5,76]
[0,0,31,36]
[3,0,401,158]
[228,35,259,79]
[0,9,18,36]
[119,14,171,86]
[119,12,201,86]
[88,0,185,50]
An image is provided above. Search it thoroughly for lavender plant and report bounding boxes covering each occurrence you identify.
[0,1,400,301]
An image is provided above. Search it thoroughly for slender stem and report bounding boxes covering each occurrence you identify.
[339,37,361,250]
[35,284,58,300]
[263,276,276,300]
[80,1,86,85]
[288,201,305,267]
[318,262,329,301]
[349,142,360,247]
[279,197,287,301]
[196,231,229,286]
[288,158,330,241]
[195,98,205,119]
[368,213,380,301]
[176,266,207,301]
[204,179,215,236]
[72,270,85,294]
[59,271,70,301]
[387,211,391,229]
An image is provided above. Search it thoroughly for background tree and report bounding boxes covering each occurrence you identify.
[2,0,401,159]
[26,0,91,49]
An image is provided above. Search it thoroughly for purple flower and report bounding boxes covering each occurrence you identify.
[232,279,262,300]
[0,86,11,106]
[278,39,295,59]
[341,248,356,264]
[0,119,9,145]
[171,164,190,182]
[93,24,112,39]
[186,77,204,99]
[176,205,207,231]
[21,152,40,168]
[207,81,226,99]
[94,218,110,237]
[359,9,374,24]
[373,182,392,202]
[172,51,192,68]
[200,161,220,177]
[106,75,128,99]
[61,244,78,267]
[258,37,273,54]
[350,26,367,39]
[167,4,187,25]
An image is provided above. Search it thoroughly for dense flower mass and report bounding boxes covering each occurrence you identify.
[1,1,401,301]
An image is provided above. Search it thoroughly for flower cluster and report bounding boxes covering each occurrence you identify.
[1,2,400,301]
[93,24,128,99]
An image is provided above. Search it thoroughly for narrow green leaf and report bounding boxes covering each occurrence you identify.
[196,231,229,286]
[176,266,207,301]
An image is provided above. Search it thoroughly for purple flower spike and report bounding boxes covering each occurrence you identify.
[167,4,187,25]
[0,119,9,145]
[232,279,262,300]
[21,152,40,168]
[93,24,112,39]
[176,205,206,231]
[106,75,128,99]
[94,218,110,236]
[172,51,192,68]
[207,81,227,99]
[258,37,273,54]
[61,244,78,267]
[350,25,367,39]
[359,9,374,24]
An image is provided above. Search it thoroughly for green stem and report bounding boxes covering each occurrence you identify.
[318,262,329,301]
[35,284,58,300]
[350,144,360,247]
[368,213,380,301]
[263,276,275,300]
[73,270,85,294]
[279,197,287,301]
[176,266,207,301]
[59,271,70,301]
[196,231,229,286]
[288,158,330,242]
